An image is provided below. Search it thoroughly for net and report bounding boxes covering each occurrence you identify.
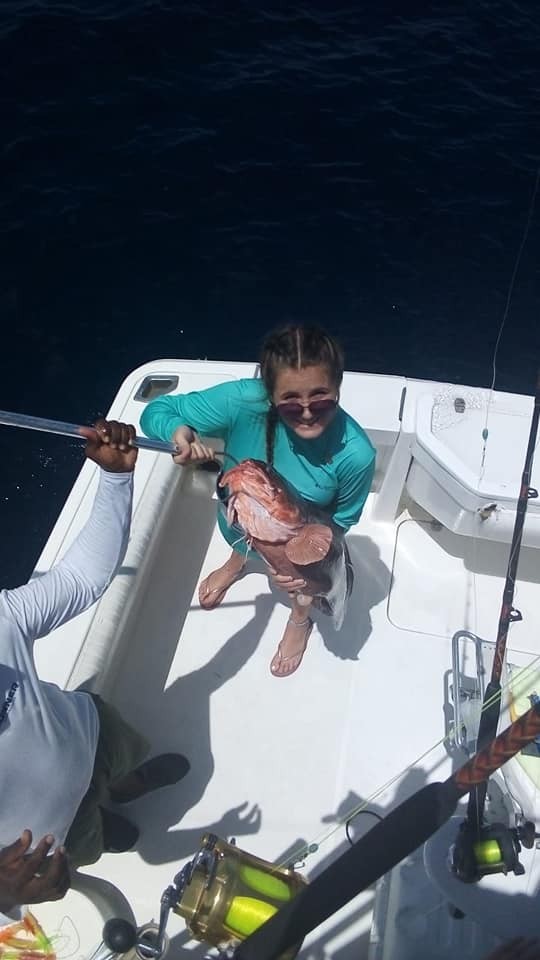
[431,386,491,435]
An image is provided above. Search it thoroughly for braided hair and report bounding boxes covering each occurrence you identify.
[259,325,345,465]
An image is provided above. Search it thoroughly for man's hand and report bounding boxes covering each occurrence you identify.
[81,419,138,473]
[0,831,70,913]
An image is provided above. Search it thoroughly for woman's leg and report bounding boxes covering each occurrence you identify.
[198,548,246,610]
[270,594,313,678]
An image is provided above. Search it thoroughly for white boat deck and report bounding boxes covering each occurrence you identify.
[30,361,540,960]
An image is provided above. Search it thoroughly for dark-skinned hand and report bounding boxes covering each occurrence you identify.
[0,831,70,914]
[80,419,138,473]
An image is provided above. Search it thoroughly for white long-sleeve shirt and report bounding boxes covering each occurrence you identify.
[0,469,133,857]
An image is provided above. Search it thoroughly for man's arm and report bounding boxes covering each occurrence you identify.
[0,419,138,644]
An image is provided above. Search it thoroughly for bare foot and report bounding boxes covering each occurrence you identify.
[198,554,245,610]
[270,617,313,678]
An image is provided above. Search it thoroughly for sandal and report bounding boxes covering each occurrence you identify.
[198,558,245,610]
[198,569,238,610]
[270,617,313,678]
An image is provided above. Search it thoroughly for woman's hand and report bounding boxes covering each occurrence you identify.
[268,567,307,596]
[171,425,215,466]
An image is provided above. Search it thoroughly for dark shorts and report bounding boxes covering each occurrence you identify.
[65,694,150,867]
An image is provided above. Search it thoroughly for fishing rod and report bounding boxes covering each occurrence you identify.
[449,368,540,881]
[0,409,178,455]
[232,702,540,960]
[0,407,226,461]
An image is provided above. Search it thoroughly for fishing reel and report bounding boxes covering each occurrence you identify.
[144,834,306,960]
[451,817,537,883]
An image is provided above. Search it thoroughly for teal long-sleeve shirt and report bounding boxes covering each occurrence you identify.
[140,378,375,550]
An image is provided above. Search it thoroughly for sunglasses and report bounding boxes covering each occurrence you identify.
[276,397,337,420]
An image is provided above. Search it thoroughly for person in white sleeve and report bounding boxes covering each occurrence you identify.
[0,419,189,922]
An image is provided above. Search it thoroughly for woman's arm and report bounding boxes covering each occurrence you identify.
[332,447,376,531]
[140,379,244,442]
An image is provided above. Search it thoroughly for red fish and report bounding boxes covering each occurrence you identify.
[219,459,353,629]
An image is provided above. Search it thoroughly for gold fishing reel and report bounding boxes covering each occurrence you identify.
[149,834,307,959]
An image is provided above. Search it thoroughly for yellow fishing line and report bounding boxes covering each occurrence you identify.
[238,866,293,901]
[224,897,278,938]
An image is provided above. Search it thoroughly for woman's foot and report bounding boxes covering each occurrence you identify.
[198,554,245,610]
[270,616,313,678]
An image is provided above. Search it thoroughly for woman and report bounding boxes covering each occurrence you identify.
[140,325,375,677]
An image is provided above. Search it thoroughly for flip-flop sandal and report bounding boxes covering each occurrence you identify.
[198,570,240,610]
[270,617,313,678]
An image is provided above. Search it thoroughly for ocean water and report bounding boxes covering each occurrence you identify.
[1,0,540,583]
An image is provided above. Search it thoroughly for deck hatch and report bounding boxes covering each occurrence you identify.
[134,375,179,402]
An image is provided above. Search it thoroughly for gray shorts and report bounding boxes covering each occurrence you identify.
[65,694,150,867]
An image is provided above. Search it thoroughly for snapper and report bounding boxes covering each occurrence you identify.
[219,459,353,629]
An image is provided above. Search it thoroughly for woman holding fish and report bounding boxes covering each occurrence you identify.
[141,326,375,677]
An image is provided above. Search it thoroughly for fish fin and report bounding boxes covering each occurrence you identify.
[285,524,332,565]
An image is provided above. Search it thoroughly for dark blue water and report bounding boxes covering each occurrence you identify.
[1,1,540,584]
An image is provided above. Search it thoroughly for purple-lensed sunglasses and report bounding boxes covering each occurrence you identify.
[276,397,337,420]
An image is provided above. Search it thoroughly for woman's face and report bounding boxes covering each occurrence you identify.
[272,364,339,440]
